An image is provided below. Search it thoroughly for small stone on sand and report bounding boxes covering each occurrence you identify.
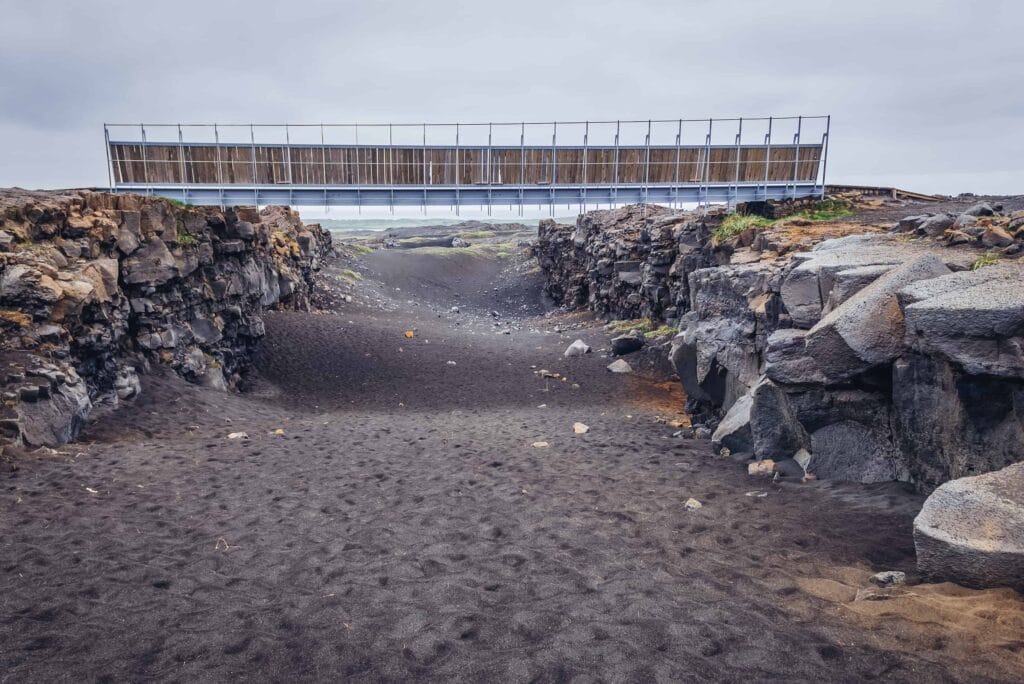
[531,441,549,448]
[684,498,703,510]
[564,339,591,357]
[227,432,249,440]
[573,422,589,434]
[747,460,775,476]
[607,359,632,373]
[870,571,907,587]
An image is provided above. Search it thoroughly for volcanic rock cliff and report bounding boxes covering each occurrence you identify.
[0,190,332,449]
[537,199,1024,493]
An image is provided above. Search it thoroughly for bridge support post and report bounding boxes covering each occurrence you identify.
[103,124,113,192]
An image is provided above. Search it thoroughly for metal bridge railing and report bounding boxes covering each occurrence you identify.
[103,116,831,212]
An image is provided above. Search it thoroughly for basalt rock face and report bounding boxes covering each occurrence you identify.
[0,189,332,449]
[699,232,1023,491]
[536,204,715,324]
[539,203,1024,494]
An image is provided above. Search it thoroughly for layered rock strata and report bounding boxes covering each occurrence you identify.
[0,190,332,449]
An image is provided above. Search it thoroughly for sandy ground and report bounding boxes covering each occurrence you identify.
[2,243,1024,682]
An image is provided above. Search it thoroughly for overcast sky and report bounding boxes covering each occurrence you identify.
[1,0,1021,211]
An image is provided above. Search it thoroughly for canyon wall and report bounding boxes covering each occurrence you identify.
[538,201,1024,492]
[0,190,332,449]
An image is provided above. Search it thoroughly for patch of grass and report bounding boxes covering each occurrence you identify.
[713,199,855,246]
[648,325,677,338]
[790,199,855,222]
[971,252,1000,270]
[163,197,189,208]
[609,318,654,333]
[339,268,364,282]
[175,233,198,248]
[713,214,773,246]
[346,243,374,255]
[455,230,496,240]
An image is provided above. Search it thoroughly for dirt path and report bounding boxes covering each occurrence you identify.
[2,246,1022,682]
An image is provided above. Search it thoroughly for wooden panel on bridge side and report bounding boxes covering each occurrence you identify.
[110,143,823,186]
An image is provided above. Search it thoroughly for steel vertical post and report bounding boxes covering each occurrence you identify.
[581,121,589,213]
[673,119,682,208]
[284,124,293,185]
[487,122,493,215]
[422,123,428,213]
[214,124,224,210]
[354,124,361,214]
[320,124,328,209]
[249,124,258,208]
[613,120,620,207]
[791,115,803,198]
[643,119,652,206]
[763,117,773,201]
[177,125,187,202]
[389,123,395,213]
[519,122,525,216]
[103,124,113,192]
[140,124,149,194]
[819,115,831,199]
[550,122,557,215]
[733,118,743,194]
[454,123,460,215]
[701,119,713,210]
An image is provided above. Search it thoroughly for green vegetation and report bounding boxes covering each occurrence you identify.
[648,325,677,338]
[713,199,855,246]
[175,233,198,248]
[791,199,855,222]
[164,197,189,208]
[455,230,496,240]
[339,268,364,282]
[608,318,654,333]
[971,252,1000,270]
[607,318,677,338]
[713,214,774,245]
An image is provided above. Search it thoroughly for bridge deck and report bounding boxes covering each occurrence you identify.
[104,118,830,207]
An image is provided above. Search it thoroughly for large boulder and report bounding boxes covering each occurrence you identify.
[899,263,1024,379]
[802,253,951,383]
[914,462,1024,591]
[711,392,753,453]
[17,380,91,447]
[892,354,1024,490]
[807,420,904,483]
[749,379,808,459]
[610,333,645,356]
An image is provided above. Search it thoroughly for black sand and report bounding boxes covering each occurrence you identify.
[2,245,1023,682]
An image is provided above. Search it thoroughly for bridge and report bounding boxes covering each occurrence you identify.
[103,116,830,212]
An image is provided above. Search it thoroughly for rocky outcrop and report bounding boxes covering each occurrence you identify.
[539,202,1024,493]
[0,189,332,449]
[914,462,1024,591]
[536,204,714,323]
[713,238,1022,490]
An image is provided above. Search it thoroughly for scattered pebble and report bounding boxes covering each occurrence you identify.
[747,460,775,477]
[870,571,907,587]
[227,432,249,440]
[684,498,703,510]
[446,360,457,366]
[745,490,768,498]
[531,441,550,448]
[606,359,632,373]
[573,422,590,434]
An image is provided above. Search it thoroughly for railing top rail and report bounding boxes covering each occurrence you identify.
[104,116,829,129]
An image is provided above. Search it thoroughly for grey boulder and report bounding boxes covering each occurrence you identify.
[914,462,1024,590]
